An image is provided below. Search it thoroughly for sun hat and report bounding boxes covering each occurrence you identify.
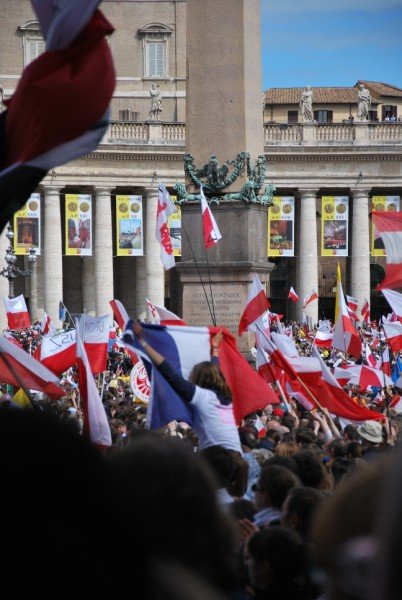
[357,420,383,444]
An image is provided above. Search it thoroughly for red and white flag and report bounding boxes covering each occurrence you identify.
[153,304,187,326]
[3,294,31,330]
[383,321,402,352]
[382,289,402,321]
[313,330,333,348]
[254,415,267,439]
[346,364,394,390]
[79,314,110,374]
[40,310,56,337]
[365,342,377,367]
[0,335,63,399]
[288,287,299,303]
[361,299,370,324]
[146,298,158,322]
[200,186,222,249]
[303,289,318,309]
[76,328,111,448]
[332,277,362,359]
[109,298,130,331]
[372,211,402,289]
[346,295,359,312]
[377,346,391,377]
[238,274,270,336]
[156,181,175,270]
[40,330,76,375]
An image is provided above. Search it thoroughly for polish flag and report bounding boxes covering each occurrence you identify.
[254,415,267,439]
[378,346,391,377]
[365,343,377,368]
[255,336,277,384]
[200,186,222,249]
[153,304,187,326]
[346,295,359,312]
[332,277,362,359]
[40,311,56,337]
[78,314,110,374]
[109,299,130,331]
[382,289,402,321]
[346,364,394,390]
[3,294,31,330]
[238,274,270,336]
[76,328,111,448]
[146,297,158,322]
[40,329,77,375]
[156,181,175,270]
[361,299,370,324]
[372,211,402,289]
[382,321,402,352]
[333,367,353,387]
[313,330,333,348]
[303,289,318,309]
[288,287,299,303]
[0,335,64,399]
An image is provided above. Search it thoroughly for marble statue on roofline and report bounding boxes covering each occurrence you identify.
[356,84,371,122]
[300,86,314,122]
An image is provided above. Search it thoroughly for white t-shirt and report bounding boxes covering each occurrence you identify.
[191,386,242,453]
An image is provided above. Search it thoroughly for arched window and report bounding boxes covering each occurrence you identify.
[19,20,45,67]
[138,22,173,79]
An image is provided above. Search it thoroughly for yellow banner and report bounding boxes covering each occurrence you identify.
[167,199,181,257]
[372,196,400,256]
[267,196,295,257]
[13,193,41,256]
[321,196,349,257]
[116,195,143,256]
[65,194,92,256]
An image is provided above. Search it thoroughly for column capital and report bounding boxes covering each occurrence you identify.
[42,185,62,195]
[297,189,317,200]
[143,185,159,196]
[350,188,370,200]
[94,186,113,196]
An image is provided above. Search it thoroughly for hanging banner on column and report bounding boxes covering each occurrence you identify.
[321,196,349,257]
[372,196,400,256]
[13,193,41,256]
[116,195,143,256]
[167,199,181,257]
[267,196,295,257]
[65,194,92,256]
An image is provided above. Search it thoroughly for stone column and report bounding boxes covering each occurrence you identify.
[94,187,114,319]
[82,256,96,316]
[351,189,371,312]
[26,255,39,323]
[135,257,147,319]
[43,186,63,324]
[298,189,318,323]
[144,186,164,308]
[0,227,9,330]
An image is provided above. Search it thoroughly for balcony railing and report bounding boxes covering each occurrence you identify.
[101,121,402,147]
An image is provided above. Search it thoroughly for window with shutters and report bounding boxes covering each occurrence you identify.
[138,23,173,79]
[19,20,45,67]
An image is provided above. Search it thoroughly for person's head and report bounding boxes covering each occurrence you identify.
[294,427,317,447]
[228,498,256,522]
[331,458,356,488]
[347,441,363,460]
[281,487,324,542]
[326,438,348,459]
[275,440,298,458]
[200,445,248,498]
[189,362,232,400]
[343,424,360,442]
[293,450,328,489]
[357,420,383,447]
[238,425,258,450]
[252,465,299,511]
[245,527,306,592]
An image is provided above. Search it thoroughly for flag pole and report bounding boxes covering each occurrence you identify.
[204,248,217,326]
[181,221,216,324]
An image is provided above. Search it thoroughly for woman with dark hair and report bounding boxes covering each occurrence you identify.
[132,322,242,452]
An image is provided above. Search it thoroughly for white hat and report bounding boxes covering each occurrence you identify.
[357,420,383,444]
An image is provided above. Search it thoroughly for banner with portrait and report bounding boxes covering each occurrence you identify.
[65,194,92,256]
[116,195,143,256]
[267,196,295,257]
[167,199,181,257]
[13,193,41,256]
[321,196,349,257]
[371,196,400,256]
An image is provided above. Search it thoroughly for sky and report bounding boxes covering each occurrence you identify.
[260,0,402,90]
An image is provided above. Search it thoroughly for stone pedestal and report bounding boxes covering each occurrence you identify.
[354,122,369,145]
[301,123,316,145]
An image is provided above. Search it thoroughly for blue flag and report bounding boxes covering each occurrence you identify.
[392,355,402,384]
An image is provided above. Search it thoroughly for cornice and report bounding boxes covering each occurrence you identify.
[83,151,184,162]
[265,153,402,162]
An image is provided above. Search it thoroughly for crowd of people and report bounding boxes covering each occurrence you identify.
[1,316,402,599]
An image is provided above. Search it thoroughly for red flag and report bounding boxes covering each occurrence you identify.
[383,322,402,352]
[200,186,222,249]
[238,274,270,335]
[303,289,318,309]
[365,343,377,368]
[346,295,359,312]
[0,335,63,398]
[288,287,299,303]
[382,289,402,321]
[109,299,130,331]
[40,330,76,375]
[153,304,187,326]
[372,211,402,289]
[313,330,333,348]
[76,329,111,448]
[332,278,362,359]
[3,294,31,330]
[79,314,110,375]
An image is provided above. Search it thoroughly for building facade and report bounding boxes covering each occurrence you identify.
[0,0,401,331]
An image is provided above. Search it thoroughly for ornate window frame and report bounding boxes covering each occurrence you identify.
[19,20,45,67]
[138,22,173,80]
